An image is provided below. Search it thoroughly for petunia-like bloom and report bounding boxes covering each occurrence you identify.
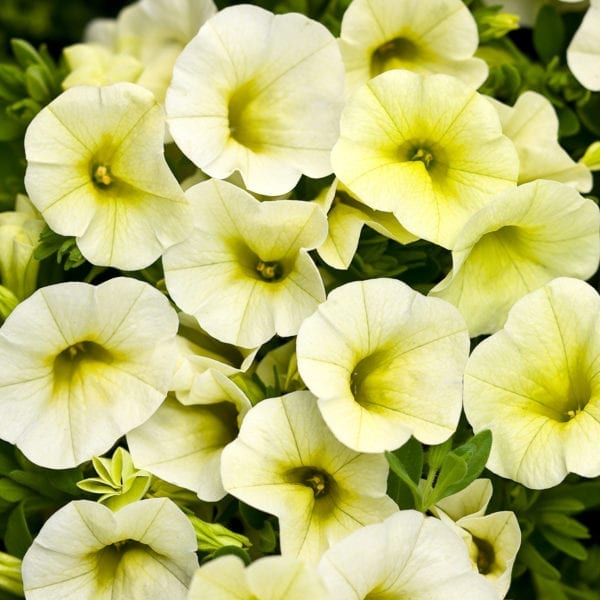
[62,43,144,89]
[314,179,417,270]
[24,82,191,270]
[220,391,398,563]
[128,370,252,502]
[464,278,600,489]
[431,479,521,598]
[429,180,600,336]
[339,0,488,95]
[85,0,217,103]
[166,4,345,196]
[0,277,178,468]
[187,555,331,599]
[296,278,469,453]
[318,510,498,599]
[331,70,519,249]
[0,195,43,301]
[488,91,592,192]
[21,498,198,599]
[163,179,327,348]
[567,0,600,91]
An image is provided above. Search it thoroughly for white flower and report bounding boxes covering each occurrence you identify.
[318,510,498,599]
[0,277,178,468]
[163,179,327,348]
[297,278,469,453]
[567,0,600,91]
[21,498,198,600]
[24,83,191,270]
[464,277,600,489]
[339,0,488,95]
[166,5,345,195]
[220,391,397,563]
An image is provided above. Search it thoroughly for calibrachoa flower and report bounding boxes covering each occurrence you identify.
[331,70,519,248]
[567,0,600,91]
[21,498,198,599]
[163,178,327,348]
[339,0,488,95]
[464,277,600,489]
[0,277,178,468]
[296,278,470,453]
[0,195,43,301]
[24,82,191,270]
[220,391,398,563]
[314,179,417,270]
[489,91,592,192]
[85,0,217,102]
[166,4,345,195]
[128,370,252,502]
[429,179,600,336]
[317,510,498,599]
[431,479,521,597]
[187,555,330,599]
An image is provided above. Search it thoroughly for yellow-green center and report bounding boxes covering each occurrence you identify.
[92,163,113,188]
[54,340,113,382]
[473,536,496,575]
[256,260,283,282]
[370,36,419,77]
[288,467,331,498]
[410,147,434,169]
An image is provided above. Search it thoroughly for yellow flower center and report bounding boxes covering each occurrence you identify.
[288,466,331,498]
[256,260,283,282]
[54,340,113,383]
[410,147,434,169]
[473,536,496,575]
[92,163,113,188]
[370,36,420,77]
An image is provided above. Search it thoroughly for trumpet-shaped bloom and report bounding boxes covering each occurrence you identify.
[432,480,521,597]
[314,179,417,270]
[163,179,327,348]
[464,278,600,489]
[128,370,252,502]
[331,70,519,248]
[62,43,144,88]
[489,91,592,192]
[567,0,600,91]
[0,195,43,300]
[0,277,178,468]
[85,0,217,102]
[339,0,488,95]
[24,83,191,270]
[21,498,198,599]
[166,5,345,196]
[429,180,600,336]
[317,510,498,599]
[188,555,330,599]
[297,278,469,453]
[220,391,398,563]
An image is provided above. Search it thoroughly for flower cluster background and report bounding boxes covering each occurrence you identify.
[0,0,599,598]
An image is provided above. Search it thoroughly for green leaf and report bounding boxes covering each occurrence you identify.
[541,529,588,561]
[10,39,43,70]
[384,450,422,508]
[386,438,423,509]
[7,470,62,501]
[540,513,590,539]
[238,501,269,530]
[423,453,467,508]
[537,497,586,514]
[256,518,277,553]
[532,573,569,600]
[0,64,25,102]
[0,479,31,503]
[578,93,600,137]
[533,5,565,64]
[556,105,580,137]
[519,543,561,580]
[24,64,52,104]
[4,501,33,558]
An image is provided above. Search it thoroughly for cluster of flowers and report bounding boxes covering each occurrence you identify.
[0,0,599,598]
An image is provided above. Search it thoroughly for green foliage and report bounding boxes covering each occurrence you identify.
[0,441,83,558]
[385,429,492,513]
